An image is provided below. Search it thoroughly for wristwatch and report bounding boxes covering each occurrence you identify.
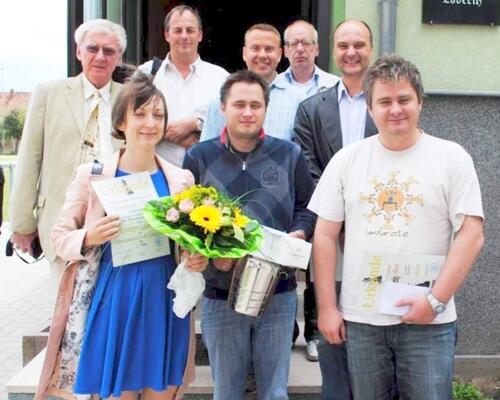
[426,293,446,314]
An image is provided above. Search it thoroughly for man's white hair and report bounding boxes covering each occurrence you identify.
[284,20,318,43]
[74,19,127,54]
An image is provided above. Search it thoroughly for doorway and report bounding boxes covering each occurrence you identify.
[142,0,331,73]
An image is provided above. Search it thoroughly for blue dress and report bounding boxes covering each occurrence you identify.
[74,169,190,397]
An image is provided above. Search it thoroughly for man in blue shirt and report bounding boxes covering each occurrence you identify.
[280,20,339,97]
[200,24,303,142]
[293,19,378,400]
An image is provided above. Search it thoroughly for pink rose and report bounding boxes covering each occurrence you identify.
[165,208,180,222]
[179,198,194,213]
[203,198,215,207]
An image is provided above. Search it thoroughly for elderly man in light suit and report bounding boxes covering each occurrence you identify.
[10,19,126,295]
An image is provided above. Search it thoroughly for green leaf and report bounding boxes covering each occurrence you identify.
[232,222,245,243]
[205,232,214,249]
[244,220,259,232]
[148,199,168,212]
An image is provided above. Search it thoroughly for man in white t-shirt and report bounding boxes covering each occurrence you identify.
[309,55,484,400]
[138,5,228,166]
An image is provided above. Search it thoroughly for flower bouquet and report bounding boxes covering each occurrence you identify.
[143,185,264,317]
[143,185,263,257]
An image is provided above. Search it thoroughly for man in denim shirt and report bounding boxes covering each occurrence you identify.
[200,24,303,143]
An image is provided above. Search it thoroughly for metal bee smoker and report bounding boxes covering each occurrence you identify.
[228,255,284,317]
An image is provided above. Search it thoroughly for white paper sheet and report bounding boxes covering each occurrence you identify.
[251,226,312,270]
[378,282,430,316]
[91,172,170,266]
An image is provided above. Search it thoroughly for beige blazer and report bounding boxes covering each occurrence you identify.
[36,151,196,399]
[9,74,123,261]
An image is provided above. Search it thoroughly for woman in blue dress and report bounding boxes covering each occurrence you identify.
[48,72,207,400]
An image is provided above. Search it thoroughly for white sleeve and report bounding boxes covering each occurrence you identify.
[137,60,154,74]
[307,154,345,222]
[447,147,484,232]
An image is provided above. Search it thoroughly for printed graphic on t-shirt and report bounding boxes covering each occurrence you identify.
[359,171,423,236]
[355,252,444,316]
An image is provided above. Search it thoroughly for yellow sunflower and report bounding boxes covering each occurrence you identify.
[233,208,250,228]
[190,205,222,233]
[173,188,193,204]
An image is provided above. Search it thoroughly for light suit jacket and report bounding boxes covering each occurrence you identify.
[35,151,196,399]
[9,74,123,261]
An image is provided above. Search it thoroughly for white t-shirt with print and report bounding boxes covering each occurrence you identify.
[308,132,484,326]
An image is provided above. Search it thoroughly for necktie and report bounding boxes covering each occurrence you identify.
[77,91,102,166]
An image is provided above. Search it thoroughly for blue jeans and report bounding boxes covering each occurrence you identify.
[201,291,297,400]
[317,281,352,400]
[317,335,352,400]
[345,321,457,400]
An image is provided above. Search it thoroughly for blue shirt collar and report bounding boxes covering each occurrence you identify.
[337,78,365,103]
[271,74,288,90]
[283,66,320,86]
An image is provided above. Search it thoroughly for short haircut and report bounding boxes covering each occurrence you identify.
[284,20,318,44]
[333,19,373,48]
[220,70,270,106]
[363,54,424,108]
[111,71,168,140]
[74,19,127,55]
[244,23,281,46]
[164,5,202,31]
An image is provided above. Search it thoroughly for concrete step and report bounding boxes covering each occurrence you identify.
[7,311,321,399]
[6,337,321,399]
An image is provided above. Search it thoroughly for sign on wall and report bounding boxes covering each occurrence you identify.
[422,0,499,25]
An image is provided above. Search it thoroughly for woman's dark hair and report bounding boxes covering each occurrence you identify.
[111,71,168,140]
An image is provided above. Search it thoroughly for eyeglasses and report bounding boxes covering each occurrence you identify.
[84,44,118,57]
[285,39,317,49]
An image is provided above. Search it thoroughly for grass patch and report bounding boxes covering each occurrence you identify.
[454,381,493,400]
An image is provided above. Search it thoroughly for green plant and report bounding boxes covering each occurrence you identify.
[453,381,493,400]
[1,109,25,153]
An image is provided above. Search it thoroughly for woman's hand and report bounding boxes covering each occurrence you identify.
[184,252,209,272]
[213,257,236,272]
[83,215,121,248]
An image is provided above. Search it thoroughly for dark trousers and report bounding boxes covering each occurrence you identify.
[303,265,318,341]
[293,264,318,343]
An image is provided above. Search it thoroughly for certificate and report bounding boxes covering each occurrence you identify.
[355,253,445,316]
[91,172,170,266]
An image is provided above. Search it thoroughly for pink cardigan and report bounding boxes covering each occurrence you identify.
[36,151,196,400]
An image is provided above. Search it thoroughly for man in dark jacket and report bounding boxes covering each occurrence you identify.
[183,70,315,400]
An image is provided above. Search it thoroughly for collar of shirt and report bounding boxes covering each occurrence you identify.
[82,74,111,103]
[220,126,266,146]
[270,74,290,91]
[283,66,320,86]
[337,78,365,104]
[163,53,202,78]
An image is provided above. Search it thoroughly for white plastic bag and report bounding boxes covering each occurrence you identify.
[167,259,205,318]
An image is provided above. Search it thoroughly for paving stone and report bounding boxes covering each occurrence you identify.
[0,226,51,400]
